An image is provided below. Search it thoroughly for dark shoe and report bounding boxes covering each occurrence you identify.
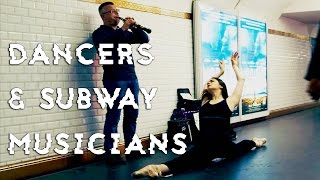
[105,154,126,166]
[126,151,150,161]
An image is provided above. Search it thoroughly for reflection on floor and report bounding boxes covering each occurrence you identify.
[31,107,320,180]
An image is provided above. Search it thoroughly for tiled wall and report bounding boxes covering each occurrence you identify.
[0,0,314,166]
[268,33,313,110]
[0,0,193,166]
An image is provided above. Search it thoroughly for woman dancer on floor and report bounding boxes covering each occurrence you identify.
[132,52,267,178]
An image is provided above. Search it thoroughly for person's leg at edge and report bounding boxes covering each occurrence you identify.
[123,79,139,147]
[123,80,141,160]
[103,80,128,164]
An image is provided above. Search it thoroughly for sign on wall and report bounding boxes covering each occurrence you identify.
[193,1,269,122]
[239,18,268,118]
[194,2,240,122]
[201,10,239,117]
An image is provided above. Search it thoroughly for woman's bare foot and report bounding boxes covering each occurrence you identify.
[252,137,267,147]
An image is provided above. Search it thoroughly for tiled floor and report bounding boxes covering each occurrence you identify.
[31,107,320,180]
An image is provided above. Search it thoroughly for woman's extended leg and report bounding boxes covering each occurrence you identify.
[132,138,267,178]
[132,145,211,178]
[224,138,267,158]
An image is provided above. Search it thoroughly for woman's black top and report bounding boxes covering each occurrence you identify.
[198,100,232,144]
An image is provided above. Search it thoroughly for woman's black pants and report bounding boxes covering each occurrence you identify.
[164,139,256,174]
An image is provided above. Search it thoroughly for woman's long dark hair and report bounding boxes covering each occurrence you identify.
[201,78,228,105]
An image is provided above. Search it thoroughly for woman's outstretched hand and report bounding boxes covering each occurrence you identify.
[231,52,239,66]
[226,51,244,111]
[218,61,225,72]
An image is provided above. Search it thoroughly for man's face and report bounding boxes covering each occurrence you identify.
[100,5,120,26]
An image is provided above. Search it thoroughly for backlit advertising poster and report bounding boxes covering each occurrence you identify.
[239,18,268,116]
[200,8,239,117]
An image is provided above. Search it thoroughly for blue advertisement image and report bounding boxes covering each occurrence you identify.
[201,10,239,116]
[239,18,268,115]
[201,11,237,68]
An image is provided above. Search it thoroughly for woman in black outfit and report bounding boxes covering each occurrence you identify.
[132,52,267,178]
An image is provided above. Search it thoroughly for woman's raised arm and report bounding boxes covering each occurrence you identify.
[226,52,245,111]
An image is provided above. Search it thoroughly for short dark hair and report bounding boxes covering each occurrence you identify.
[98,2,114,13]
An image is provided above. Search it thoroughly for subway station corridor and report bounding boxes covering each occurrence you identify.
[31,107,320,180]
